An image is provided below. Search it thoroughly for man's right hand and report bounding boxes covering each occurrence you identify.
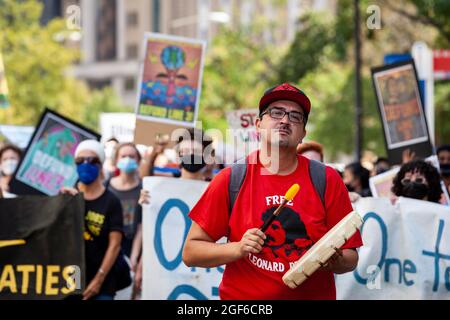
[235,228,266,258]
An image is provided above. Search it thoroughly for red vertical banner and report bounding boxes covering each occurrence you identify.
[433,50,450,80]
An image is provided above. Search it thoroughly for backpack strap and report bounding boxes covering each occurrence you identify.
[308,159,326,209]
[228,157,247,216]
[228,157,327,215]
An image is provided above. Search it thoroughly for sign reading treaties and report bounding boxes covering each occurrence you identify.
[0,194,85,300]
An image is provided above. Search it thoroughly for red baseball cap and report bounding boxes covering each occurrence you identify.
[259,83,311,116]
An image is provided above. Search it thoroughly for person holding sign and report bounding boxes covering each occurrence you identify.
[391,159,443,203]
[61,140,125,300]
[132,128,214,298]
[182,83,362,300]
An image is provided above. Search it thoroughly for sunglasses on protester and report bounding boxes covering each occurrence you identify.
[75,156,101,165]
[401,177,426,186]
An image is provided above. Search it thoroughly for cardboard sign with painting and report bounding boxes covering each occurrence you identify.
[134,33,206,148]
[372,60,433,165]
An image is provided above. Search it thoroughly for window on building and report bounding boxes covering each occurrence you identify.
[87,79,111,90]
[96,0,117,61]
[126,44,138,59]
[124,77,136,92]
[127,11,138,27]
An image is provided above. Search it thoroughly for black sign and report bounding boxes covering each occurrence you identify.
[0,194,85,300]
[371,60,433,164]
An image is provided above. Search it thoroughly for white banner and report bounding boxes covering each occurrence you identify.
[0,125,34,148]
[99,112,135,143]
[226,108,260,155]
[142,177,223,300]
[336,197,450,299]
[142,179,450,300]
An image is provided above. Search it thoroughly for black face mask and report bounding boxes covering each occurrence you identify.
[440,164,450,177]
[345,184,355,192]
[402,182,429,200]
[180,154,206,173]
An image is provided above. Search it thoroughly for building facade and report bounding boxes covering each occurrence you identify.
[41,0,335,107]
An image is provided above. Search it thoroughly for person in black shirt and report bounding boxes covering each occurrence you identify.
[62,139,123,300]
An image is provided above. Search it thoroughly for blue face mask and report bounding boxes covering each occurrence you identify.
[77,163,100,184]
[117,157,139,173]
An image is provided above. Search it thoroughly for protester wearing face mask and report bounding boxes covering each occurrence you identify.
[0,144,21,198]
[371,157,391,176]
[107,143,142,259]
[391,160,442,203]
[103,137,119,180]
[131,128,213,299]
[61,139,124,300]
[177,130,213,180]
[437,145,450,193]
[343,162,372,197]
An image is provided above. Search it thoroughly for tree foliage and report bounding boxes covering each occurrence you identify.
[0,0,128,132]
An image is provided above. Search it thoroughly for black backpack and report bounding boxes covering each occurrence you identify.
[228,158,327,215]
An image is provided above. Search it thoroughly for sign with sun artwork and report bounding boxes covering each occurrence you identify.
[136,33,206,127]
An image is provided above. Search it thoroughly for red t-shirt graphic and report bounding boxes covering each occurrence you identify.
[189,151,363,300]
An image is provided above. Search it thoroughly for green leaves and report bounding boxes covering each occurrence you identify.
[0,0,128,132]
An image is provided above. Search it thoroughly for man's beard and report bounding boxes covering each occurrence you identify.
[271,126,293,147]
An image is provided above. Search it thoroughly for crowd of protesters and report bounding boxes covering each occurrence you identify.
[1,130,449,299]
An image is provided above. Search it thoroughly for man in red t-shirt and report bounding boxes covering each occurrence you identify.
[182,83,363,300]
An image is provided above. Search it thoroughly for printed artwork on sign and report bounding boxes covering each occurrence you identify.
[136,33,206,126]
[373,62,428,149]
[10,109,100,196]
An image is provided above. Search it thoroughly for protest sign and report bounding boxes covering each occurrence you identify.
[372,60,433,164]
[226,108,260,156]
[134,33,206,147]
[0,194,85,300]
[142,177,223,300]
[100,112,135,143]
[9,108,100,196]
[369,167,400,198]
[0,125,34,149]
[336,197,450,299]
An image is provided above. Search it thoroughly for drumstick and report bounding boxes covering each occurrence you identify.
[260,183,300,233]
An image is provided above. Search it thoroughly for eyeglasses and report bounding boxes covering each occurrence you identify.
[260,107,306,124]
[401,177,425,186]
[75,156,101,165]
